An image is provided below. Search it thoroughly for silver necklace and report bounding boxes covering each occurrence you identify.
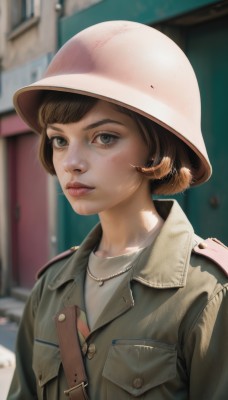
[87,263,134,286]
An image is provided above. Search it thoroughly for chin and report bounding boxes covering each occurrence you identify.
[71,204,99,216]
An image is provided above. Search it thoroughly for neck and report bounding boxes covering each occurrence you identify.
[97,197,163,257]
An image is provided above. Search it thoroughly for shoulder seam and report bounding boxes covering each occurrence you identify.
[193,238,228,277]
[36,246,79,279]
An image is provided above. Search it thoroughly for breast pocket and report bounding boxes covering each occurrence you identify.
[32,339,61,400]
[102,339,177,399]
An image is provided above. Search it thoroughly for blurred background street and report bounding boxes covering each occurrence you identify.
[0,317,18,400]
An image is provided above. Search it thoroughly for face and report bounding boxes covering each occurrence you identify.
[46,100,150,216]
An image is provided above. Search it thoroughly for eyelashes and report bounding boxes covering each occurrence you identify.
[93,133,119,146]
[48,136,68,149]
[47,132,119,150]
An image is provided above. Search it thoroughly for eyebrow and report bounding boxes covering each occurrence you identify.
[83,118,124,130]
[47,124,63,132]
[47,118,125,132]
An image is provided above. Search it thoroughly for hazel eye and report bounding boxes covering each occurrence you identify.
[100,134,113,144]
[95,133,118,146]
[49,136,67,149]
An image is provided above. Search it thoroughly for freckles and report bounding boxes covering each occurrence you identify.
[107,153,131,165]
[52,155,60,169]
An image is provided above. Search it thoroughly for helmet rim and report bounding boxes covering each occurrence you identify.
[13,20,212,186]
[13,74,212,186]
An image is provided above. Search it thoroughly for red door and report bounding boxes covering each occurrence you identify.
[8,133,49,288]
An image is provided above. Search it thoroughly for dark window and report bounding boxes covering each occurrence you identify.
[11,0,35,29]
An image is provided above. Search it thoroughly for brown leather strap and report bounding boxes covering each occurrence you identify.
[55,306,89,399]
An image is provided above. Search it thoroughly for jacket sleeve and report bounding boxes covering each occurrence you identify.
[184,284,228,399]
[7,286,40,400]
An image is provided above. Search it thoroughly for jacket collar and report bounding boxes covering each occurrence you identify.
[132,200,194,288]
[49,200,194,291]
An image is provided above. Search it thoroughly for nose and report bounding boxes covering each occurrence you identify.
[63,142,88,174]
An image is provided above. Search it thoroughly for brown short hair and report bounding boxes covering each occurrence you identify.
[38,91,197,195]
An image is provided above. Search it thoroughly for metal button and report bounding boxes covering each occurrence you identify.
[133,377,143,389]
[198,242,208,249]
[87,343,96,359]
[58,313,66,322]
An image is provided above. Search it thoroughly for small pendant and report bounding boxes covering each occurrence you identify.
[99,280,104,286]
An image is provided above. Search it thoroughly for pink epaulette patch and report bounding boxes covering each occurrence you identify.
[193,238,228,277]
[36,246,79,279]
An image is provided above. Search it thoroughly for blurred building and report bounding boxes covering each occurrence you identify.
[0,0,60,293]
[0,0,227,295]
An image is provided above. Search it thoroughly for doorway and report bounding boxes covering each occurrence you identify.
[8,132,49,288]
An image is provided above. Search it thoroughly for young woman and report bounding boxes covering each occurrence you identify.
[8,21,228,400]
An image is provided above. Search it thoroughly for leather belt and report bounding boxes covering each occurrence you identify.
[55,305,89,399]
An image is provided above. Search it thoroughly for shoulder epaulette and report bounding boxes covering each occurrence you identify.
[36,246,79,279]
[193,238,228,277]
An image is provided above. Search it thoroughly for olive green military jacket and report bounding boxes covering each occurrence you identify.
[7,200,228,400]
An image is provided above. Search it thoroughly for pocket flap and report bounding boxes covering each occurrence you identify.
[103,340,177,396]
[32,339,61,387]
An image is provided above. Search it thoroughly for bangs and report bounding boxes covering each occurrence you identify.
[38,91,98,127]
[38,91,98,175]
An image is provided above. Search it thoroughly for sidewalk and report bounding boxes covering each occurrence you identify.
[0,293,26,361]
[0,316,17,361]
[0,317,18,400]
[0,291,27,399]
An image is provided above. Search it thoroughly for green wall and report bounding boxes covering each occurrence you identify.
[57,187,98,251]
[185,16,228,242]
[59,0,221,44]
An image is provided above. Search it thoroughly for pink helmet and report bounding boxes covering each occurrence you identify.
[13,20,212,185]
